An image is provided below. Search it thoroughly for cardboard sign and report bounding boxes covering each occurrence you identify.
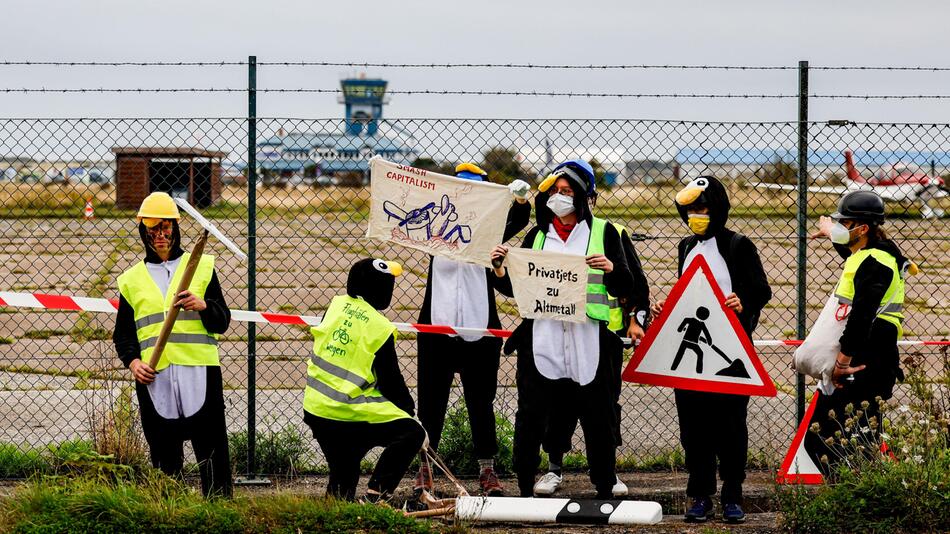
[504,248,588,324]
[367,158,511,267]
[622,255,776,397]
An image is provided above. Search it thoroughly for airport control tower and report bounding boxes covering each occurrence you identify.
[339,76,389,137]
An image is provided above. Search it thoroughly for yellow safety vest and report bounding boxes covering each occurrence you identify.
[531,217,619,324]
[303,295,411,423]
[116,253,219,371]
[606,222,630,332]
[834,248,905,337]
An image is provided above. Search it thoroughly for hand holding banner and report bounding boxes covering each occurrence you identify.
[368,158,511,267]
[504,248,588,324]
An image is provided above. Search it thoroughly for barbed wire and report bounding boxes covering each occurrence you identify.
[0,61,246,67]
[3,61,950,71]
[6,87,950,99]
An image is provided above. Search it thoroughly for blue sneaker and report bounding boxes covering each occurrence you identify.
[684,496,713,522]
[722,503,746,523]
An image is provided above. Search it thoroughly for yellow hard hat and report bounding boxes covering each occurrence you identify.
[137,192,180,227]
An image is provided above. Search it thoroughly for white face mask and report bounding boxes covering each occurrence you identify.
[546,193,576,217]
[830,221,858,244]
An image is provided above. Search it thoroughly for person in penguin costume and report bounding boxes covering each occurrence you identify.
[651,175,772,523]
[413,162,530,497]
[489,159,636,500]
[528,160,652,498]
[303,258,426,504]
[113,192,232,498]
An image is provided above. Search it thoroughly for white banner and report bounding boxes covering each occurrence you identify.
[368,158,511,267]
[504,248,588,324]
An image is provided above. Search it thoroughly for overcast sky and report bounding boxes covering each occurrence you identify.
[3,0,950,123]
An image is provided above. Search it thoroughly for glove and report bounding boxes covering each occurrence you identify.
[508,179,530,201]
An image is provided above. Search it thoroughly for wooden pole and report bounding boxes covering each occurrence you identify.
[147,230,210,370]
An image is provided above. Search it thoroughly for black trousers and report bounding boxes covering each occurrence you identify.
[804,321,900,476]
[674,389,749,504]
[513,346,618,497]
[304,411,425,500]
[542,348,624,458]
[803,375,895,475]
[136,366,232,498]
[417,333,502,460]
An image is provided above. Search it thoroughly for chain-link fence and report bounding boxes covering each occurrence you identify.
[1,60,949,477]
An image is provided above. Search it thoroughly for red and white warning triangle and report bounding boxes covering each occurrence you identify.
[776,390,824,484]
[622,255,776,396]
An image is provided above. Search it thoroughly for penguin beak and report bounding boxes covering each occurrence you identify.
[538,174,557,193]
[385,261,403,277]
[675,187,703,206]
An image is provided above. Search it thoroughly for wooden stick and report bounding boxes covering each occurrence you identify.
[147,230,209,370]
[405,505,455,519]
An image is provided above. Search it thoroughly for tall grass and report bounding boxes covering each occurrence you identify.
[435,407,514,476]
[87,385,149,467]
[229,425,309,476]
[0,473,452,534]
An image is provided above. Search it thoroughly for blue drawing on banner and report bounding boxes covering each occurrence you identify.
[383,194,472,245]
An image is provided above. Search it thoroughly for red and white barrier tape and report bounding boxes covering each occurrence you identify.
[1,291,948,347]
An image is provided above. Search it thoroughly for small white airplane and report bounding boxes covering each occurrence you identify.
[756,150,950,218]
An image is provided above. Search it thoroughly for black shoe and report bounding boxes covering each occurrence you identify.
[722,503,746,523]
[685,496,713,523]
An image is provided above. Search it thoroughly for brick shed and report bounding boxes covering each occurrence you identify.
[112,147,226,210]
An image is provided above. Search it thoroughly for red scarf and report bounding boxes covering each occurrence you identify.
[552,217,576,242]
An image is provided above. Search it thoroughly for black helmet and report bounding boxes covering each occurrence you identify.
[831,191,885,223]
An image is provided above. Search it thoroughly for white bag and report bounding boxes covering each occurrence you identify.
[794,289,898,394]
[793,295,848,393]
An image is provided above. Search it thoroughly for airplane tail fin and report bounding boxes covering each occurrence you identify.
[844,150,867,184]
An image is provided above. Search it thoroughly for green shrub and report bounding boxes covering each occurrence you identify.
[436,407,514,476]
[776,355,950,533]
[0,444,48,478]
[230,425,309,476]
[47,439,96,467]
[777,455,950,533]
[0,440,136,480]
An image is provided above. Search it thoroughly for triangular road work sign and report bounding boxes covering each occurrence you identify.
[622,255,776,396]
[776,390,824,484]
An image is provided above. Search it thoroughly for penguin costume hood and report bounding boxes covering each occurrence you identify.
[346,258,403,311]
[534,159,596,228]
[675,175,731,240]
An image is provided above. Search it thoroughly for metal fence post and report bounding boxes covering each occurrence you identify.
[796,60,809,422]
[236,55,268,485]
